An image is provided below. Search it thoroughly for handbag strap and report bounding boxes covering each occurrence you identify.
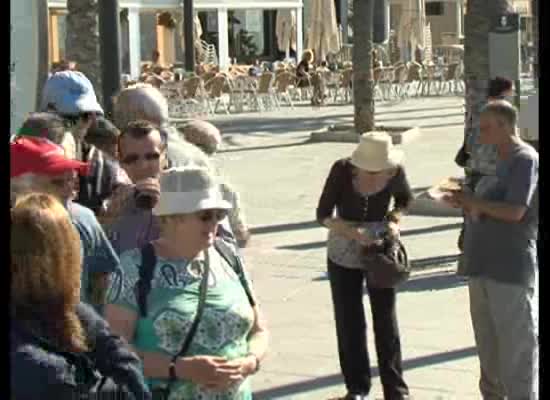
[165,250,211,392]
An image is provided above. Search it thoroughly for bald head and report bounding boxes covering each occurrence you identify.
[479,100,519,145]
[481,100,518,134]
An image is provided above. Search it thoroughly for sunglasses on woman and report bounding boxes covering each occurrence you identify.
[196,209,228,223]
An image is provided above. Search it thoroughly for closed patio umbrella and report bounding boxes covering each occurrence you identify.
[397,0,425,61]
[306,0,341,63]
[276,10,297,59]
[181,15,205,61]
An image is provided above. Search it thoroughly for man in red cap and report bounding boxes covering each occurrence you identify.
[10,137,119,314]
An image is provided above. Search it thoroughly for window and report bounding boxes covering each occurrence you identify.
[48,8,67,64]
[426,2,444,16]
[230,10,265,63]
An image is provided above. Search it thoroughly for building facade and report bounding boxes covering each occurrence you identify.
[48,0,304,77]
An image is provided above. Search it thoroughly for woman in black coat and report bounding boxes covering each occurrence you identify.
[10,193,150,400]
[317,133,413,400]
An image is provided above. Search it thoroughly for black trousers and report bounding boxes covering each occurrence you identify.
[328,259,409,400]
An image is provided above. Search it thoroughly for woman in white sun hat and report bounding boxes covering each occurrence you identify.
[105,167,268,400]
[316,132,413,400]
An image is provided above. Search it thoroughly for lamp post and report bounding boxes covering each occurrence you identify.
[183,0,195,72]
[98,0,122,118]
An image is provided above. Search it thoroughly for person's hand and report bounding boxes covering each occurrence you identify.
[134,178,161,202]
[133,178,161,210]
[99,184,136,223]
[441,190,463,208]
[202,356,257,392]
[179,356,244,392]
[236,229,251,248]
[349,227,380,247]
[387,221,400,238]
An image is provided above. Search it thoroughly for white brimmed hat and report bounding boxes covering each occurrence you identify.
[153,167,232,216]
[350,132,404,172]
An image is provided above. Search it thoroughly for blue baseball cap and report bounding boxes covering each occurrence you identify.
[40,70,104,116]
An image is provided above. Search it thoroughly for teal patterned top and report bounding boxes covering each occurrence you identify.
[107,240,256,400]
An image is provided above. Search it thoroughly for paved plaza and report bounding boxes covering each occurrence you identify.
[208,97,481,399]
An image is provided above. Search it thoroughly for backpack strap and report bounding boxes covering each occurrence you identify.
[214,238,256,307]
[135,243,157,318]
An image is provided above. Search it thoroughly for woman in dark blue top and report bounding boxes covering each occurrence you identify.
[10,193,150,400]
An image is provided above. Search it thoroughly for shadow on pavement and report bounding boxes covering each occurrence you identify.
[398,270,467,292]
[401,223,462,237]
[277,226,462,251]
[214,113,353,135]
[417,121,464,129]
[254,346,476,399]
[219,139,314,154]
[250,221,319,235]
[312,260,463,291]
[410,254,459,269]
[377,112,464,123]
[376,105,461,115]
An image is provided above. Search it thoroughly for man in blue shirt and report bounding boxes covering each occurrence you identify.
[10,136,119,312]
[445,101,538,400]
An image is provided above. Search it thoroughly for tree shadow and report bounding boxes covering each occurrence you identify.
[377,112,464,122]
[312,258,462,288]
[277,227,462,251]
[219,139,314,154]
[398,270,467,292]
[254,346,477,399]
[250,220,320,235]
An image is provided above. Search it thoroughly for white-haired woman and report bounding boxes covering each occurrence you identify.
[178,120,251,247]
[317,132,413,400]
[106,167,268,400]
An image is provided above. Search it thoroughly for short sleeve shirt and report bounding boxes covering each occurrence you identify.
[107,240,256,400]
[463,142,538,287]
[67,202,120,304]
[104,201,161,256]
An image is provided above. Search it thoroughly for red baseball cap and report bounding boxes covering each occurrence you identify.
[10,137,89,178]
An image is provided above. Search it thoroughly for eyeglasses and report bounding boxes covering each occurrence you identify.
[121,152,161,165]
[196,209,228,223]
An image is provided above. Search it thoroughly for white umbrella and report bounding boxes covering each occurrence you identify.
[276,10,297,59]
[306,0,341,63]
[397,0,425,60]
[180,16,205,60]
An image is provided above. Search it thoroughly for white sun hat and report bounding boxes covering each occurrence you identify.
[153,167,232,216]
[350,132,404,172]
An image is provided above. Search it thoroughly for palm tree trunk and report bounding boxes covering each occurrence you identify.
[532,0,538,86]
[463,0,513,152]
[352,0,375,134]
[66,0,102,103]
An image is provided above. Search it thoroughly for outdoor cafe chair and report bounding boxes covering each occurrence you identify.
[273,71,296,109]
[420,63,442,96]
[181,76,209,116]
[160,82,189,119]
[255,72,279,112]
[402,62,424,98]
[374,67,395,101]
[204,75,231,115]
[373,67,385,101]
[333,68,354,104]
[391,63,409,99]
[438,63,462,96]
[230,75,258,113]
